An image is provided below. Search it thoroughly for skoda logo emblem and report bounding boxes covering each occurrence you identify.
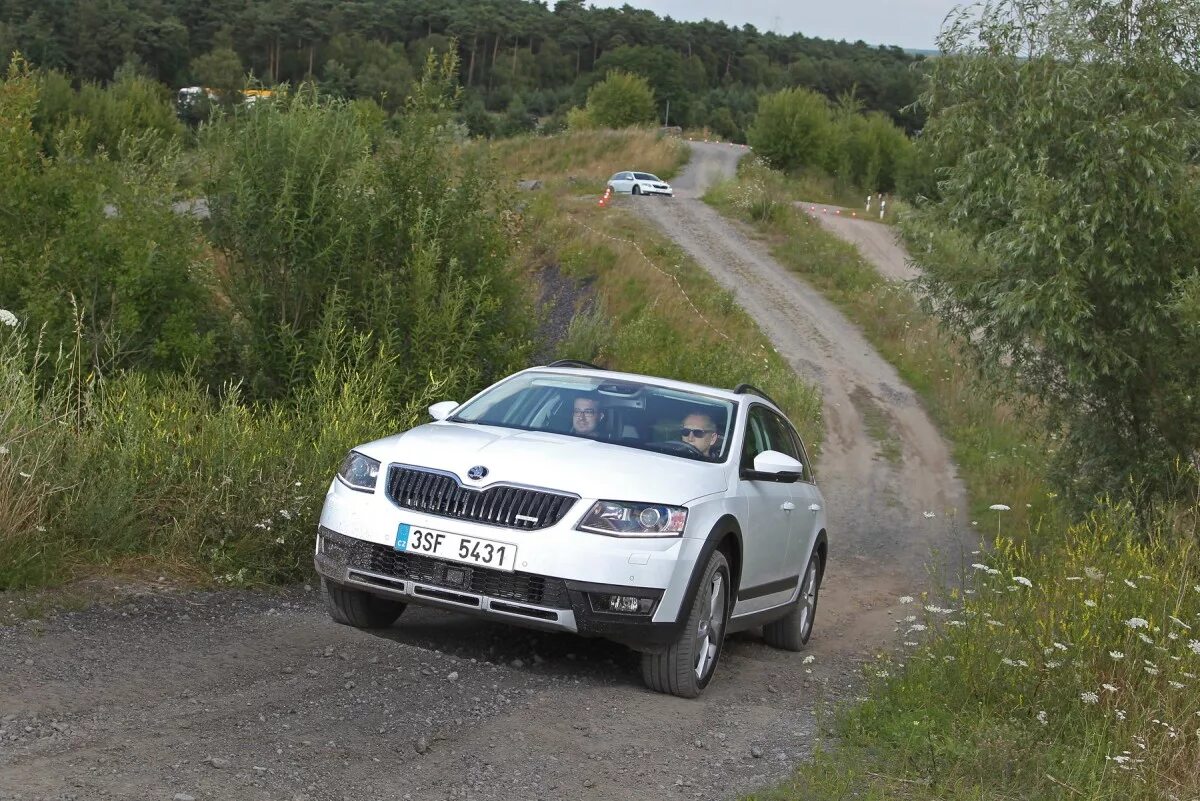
[467,465,489,481]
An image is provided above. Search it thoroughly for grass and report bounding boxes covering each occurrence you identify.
[707,160,1200,800]
[488,127,690,196]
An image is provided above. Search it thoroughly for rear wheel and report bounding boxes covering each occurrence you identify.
[632,184,641,195]
[763,550,821,651]
[323,579,406,629]
[641,550,730,698]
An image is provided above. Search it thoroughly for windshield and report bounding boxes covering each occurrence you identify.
[634,172,661,181]
[450,372,735,462]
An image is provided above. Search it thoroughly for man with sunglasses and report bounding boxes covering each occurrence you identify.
[571,394,606,438]
[679,410,722,457]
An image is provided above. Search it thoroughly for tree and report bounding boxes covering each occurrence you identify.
[189,46,244,96]
[584,69,654,128]
[747,87,832,172]
[908,0,1200,508]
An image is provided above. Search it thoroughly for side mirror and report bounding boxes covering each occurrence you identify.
[428,400,459,422]
[747,450,804,482]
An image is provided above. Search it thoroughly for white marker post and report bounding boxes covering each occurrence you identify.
[865,195,872,212]
[879,196,887,220]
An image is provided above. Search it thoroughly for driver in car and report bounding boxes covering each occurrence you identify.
[680,411,722,457]
[571,394,606,438]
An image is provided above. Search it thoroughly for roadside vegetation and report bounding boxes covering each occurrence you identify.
[0,53,533,588]
[709,0,1200,797]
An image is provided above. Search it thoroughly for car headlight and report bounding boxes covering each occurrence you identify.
[337,451,380,492]
[577,500,687,537]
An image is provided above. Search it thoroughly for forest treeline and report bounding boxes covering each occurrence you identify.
[0,0,927,140]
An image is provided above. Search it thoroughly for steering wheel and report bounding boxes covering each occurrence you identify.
[652,440,705,457]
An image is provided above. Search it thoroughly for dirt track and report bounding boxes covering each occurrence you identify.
[0,144,967,801]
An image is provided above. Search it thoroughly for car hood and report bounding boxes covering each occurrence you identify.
[357,422,729,504]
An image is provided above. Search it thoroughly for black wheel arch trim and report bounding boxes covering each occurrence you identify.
[667,515,742,635]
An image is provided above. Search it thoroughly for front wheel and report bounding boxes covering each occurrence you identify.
[763,550,822,651]
[323,579,406,629]
[642,550,731,698]
[631,184,641,195]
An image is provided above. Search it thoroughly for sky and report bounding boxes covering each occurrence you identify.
[586,0,958,52]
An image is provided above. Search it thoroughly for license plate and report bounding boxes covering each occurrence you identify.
[394,523,517,572]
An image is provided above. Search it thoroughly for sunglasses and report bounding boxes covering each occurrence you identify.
[680,427,714,438]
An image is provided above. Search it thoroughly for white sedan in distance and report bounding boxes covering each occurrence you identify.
[607,171,674,197]
[314,361,827,698]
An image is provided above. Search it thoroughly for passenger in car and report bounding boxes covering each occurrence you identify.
[571,395,606,438]
[680,411,723,457]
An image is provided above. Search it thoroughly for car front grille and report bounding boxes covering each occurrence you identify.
[360,540,572,609]
[385,466,576,531]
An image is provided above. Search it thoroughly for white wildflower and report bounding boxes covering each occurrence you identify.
[942,655,956,662]
[1138,633,1154,645]
[1126,617,1149,629]
[1188,640,1200,656]
[1102,683,1118,692]
[1013,576,1032,588]
[1107,755,1130,764]
[1145,666,1160,676]
[970,563,990,572]
[1036,710,1048,725]
[1045,660,1062,669]
[0,444,8,455]
[1054,642,1069,651]
[1001,658,1018,666]
[274,537,285,545]
[1124,579,1138,589]
[1110,651,1125,660]
[989,503,1011,511]
[905,615,917,623]
[1168,632,1179,641]
[1080,691,1100,704]
[903,641,919,646]
[19,471,32,479]
[1084,567,1104,581]
[1084,599,1097,608]
[802,655,815,665]
[898,595,914,604]
[278,509,292,521]
[1115,709,1126,721]
[0,309,17,327]
[908,624,928,632]
[1169,681,1185,689]
[947,620,966,627]
[1065,576,1082,581]
[922,511,936,519]
[294,480,302,487]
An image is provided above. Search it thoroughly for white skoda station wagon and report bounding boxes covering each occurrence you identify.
[315,362,828,698]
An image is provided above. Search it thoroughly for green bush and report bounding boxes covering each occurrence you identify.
[585,70,656,129]
[747,87,832,173]
[1,58,221,379]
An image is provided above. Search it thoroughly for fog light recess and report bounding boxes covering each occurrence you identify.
[600,594,656,614]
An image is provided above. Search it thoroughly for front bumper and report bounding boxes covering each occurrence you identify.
[316,526,683,650]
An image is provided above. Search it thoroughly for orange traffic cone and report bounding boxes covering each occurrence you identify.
[599,187,612,207]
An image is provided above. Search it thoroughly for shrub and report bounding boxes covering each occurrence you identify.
[585,70,655,128]
[747,87,833,173]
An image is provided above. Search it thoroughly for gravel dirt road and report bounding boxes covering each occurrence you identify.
[0,143,967,801]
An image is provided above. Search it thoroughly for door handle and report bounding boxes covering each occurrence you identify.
[808,503,822,512]
[780,502,795,511]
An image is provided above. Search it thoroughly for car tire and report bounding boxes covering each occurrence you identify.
[763,550,822,651]
[641,549,731,698]
[632,184,641,195]
[323,579,406,629]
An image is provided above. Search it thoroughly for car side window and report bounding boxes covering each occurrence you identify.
[739,407,771,472]
[786,427,814,482]
[763,412,801,462]
[634,172,654,181]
